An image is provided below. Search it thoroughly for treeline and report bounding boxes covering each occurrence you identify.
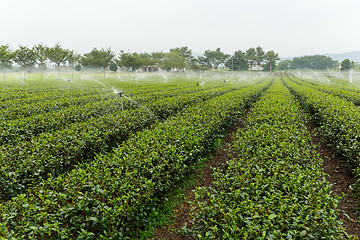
[0,43,280,79]
[277,55,353,71]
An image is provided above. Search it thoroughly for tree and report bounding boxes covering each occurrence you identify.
[277,59,292,71]
[66,50,81,80]
[290,55,337,70]
[46,43,69,80]
[33,43,49,80]
[14,45,37,80]
[138,53,153,72]
[151,51,166,71]
[198,48,229,70]
[341,59,351,71]
[170,46,194,69]
[245,48,257,70]
[81,48,115,77]
[0,45,13,80]
[226,50,248,71]
[75,64,81,71]
[162,51,185,71]
[264,50,280,72]
[116,51,143,72]
[109,62,118,72]
[256,46,265,68]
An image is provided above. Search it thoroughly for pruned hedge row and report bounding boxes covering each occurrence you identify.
[286,73,360,106]
[0,83,222,145]
[0,79,270,239]
[189,78,343,239]
[284,76,360,166]
[0,98,132,145]
[0,84,242,200]
[0,90,114,121]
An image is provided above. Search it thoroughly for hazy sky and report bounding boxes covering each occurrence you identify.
[1,0,359,58]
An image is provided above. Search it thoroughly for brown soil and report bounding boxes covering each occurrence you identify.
[306,121,360,237]
[150,114,247,240]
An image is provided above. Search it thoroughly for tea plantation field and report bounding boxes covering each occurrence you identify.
[1,71,360,239]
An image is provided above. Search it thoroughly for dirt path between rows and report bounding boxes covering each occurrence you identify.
[307,121,360,237]
[150,112,248,240]
[151,113,360,239]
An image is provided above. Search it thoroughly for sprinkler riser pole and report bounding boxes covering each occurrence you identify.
[117,92,124,111]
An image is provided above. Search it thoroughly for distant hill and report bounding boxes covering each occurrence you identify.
[323,51,360,63]
[282,51,360,63]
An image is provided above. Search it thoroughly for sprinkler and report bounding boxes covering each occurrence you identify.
[223,80,227,87]
[117,92,124,111]
[68,79,70,89]
[196,83,199,93]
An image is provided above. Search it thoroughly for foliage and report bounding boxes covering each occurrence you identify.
[162,51,185,71]
[115,51,143,72]
[46,43,69,68]
[264,50,280,72]
[277,59,292,70]
[66,50,81,69]
[75,64,81,71]
[255,46,265,66]
[13,45,37,79]
[190,79,343,239]
[0,82,251,200]
[198,48,229,70]
[0,78,270,239]
[109,62,118,72]
[340,59,351,71]
[81,48,114,77]
[225,50,248,71]
[0,45,14,80]
[280,55,338,70]
[285,76,360,168]
[0,45,13,70]
[245,47,257,70]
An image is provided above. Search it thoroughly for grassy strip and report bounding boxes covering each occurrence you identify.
[189,78,344,239]
[0,79,270,239]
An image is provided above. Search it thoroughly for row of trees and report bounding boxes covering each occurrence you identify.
[0,43,78,80]
[0,43,280,80]
[277,55,360,71]
[277,55,338,71]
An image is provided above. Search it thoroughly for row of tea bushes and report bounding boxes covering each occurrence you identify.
[0,98,132,145]
[0,82,191,121]
[189,79,343,239]
[0,79,270,239]
[0,87,101,103]
[0,82,227,145]
[284,77,360,173]
[286,73,360,106]
[0,83,243,200]
[0,91,116,121]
